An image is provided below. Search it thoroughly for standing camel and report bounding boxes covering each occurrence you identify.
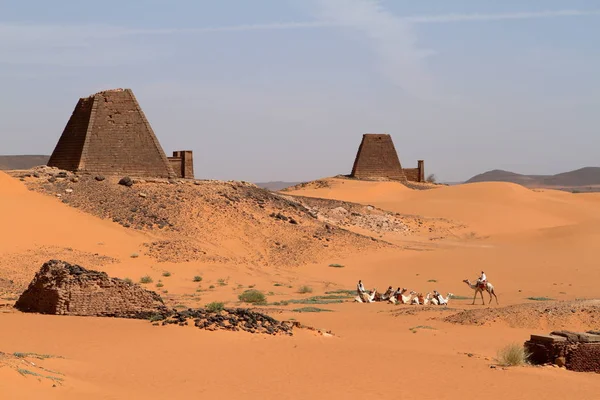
[463,279,499,305]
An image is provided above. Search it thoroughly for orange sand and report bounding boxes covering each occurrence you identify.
[1,173,600,399]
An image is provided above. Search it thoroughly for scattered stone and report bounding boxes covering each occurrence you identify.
[70,177,79,183]
[95,176,106,182]
[118,177,133,187]
[139,193,147,198]
[65,188,73,194]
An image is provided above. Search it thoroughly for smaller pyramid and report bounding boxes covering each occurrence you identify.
[350,134,407,181]
[48,88,176,178]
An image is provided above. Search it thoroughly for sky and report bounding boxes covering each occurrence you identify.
[1,0,599,183]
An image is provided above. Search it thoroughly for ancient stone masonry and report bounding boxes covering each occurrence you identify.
[48,88,177,178]
[525,331,600,372]
[15,260,168,319]
[350,134,407,181]
[167,150,194,179]
[403,160,425,183]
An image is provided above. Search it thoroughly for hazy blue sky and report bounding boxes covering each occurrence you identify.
[1,0,599,182]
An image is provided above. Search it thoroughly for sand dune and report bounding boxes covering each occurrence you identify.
[2,172,600,399]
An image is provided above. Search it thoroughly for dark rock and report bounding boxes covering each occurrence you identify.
[119,177,133,187]
[95,175,106,182]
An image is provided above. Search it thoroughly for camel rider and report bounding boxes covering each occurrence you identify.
[381,286,393,301]
[357,280,366,294]
[433,290,446,305]
[477,271,487,288]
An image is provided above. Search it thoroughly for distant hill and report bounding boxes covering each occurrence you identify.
[466,167,600,189]
[0,155,49,170]
[255,181,302,191]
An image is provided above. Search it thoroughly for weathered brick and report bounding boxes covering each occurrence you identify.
[47,89,177,178]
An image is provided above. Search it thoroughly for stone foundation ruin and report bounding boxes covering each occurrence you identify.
[15,260,168,319]
[47,88,194,179]
[350,134,425,182]
[524,330,600,372]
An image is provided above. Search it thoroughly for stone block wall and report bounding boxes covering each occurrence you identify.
[168,150,194,179]
[15,260,168,319]
[350,134,407,181]
[403,160,425,182]
[524,331,600,372]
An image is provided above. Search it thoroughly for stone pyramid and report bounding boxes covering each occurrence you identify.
[47,88,176,178]
[350,134,407,181]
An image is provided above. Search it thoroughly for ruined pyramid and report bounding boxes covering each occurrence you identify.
[47,88,176,178]
[350,134,407,181]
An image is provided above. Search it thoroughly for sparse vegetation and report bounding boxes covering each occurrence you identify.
[162,271,171,277]
[174,304,188,309]
[13,352,60,360]
[427,279,437,283]
[293,307,333,313]
[206,302,224,313]
[139,275,153,284]
[155,282,164,288]
[298,285,313,294]
[448,295,470,300]
[496,343,530,366]
[193,275,203,282]
[130,253,139,258]
[267,291,275,296]
[328,263,345,268]
[123,277,133,284]
[325,289,356,297]
[238,289,267,304]
[409,325,436,333]
[209,285,215,289]
[17,368,63,382]
[217,278,228,286]
[426,173,437,183]
[280,296,344,305]
[527,297,555,301]
[273,283,283,287]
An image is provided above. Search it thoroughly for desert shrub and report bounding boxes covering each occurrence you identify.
[238,289,267,304]
[155,282,164,288]
[193,276,203,282]
[497,343,530,366]
[426,174,437,183]
[328,264,345,268]
[217,278,227,286]
[206,302,224,313]
[273,283,283,287]
[130,253,139,258]
[209,285,215,289]
[527,297,554,301]
[123,277,133,284]
[427,279,437,283]
[298,285,313,294]
[293,307,332,313]
[148,314,164,322]
[162,271,171,277]
[139,275,153,284]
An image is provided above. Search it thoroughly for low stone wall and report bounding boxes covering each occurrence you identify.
[15,260,168,319]
[524,330,600,372]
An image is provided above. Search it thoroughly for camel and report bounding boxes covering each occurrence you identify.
[355,288,378,303]
[463,279,499,305]
[430,291,453,306]
[412,293,424,305]
[423,292,432,305]
[388,288,410,304]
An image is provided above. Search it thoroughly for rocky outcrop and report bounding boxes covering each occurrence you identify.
[15,260,168,319]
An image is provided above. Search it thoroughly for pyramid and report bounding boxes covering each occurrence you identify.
[47,88,176,178]
[350,134,407,181]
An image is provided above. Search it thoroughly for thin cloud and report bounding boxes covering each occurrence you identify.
[403,9,600,23]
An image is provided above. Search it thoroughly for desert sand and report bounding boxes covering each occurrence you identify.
[1,172,600,399]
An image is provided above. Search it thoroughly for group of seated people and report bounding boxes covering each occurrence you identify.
[355,280,452,305]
